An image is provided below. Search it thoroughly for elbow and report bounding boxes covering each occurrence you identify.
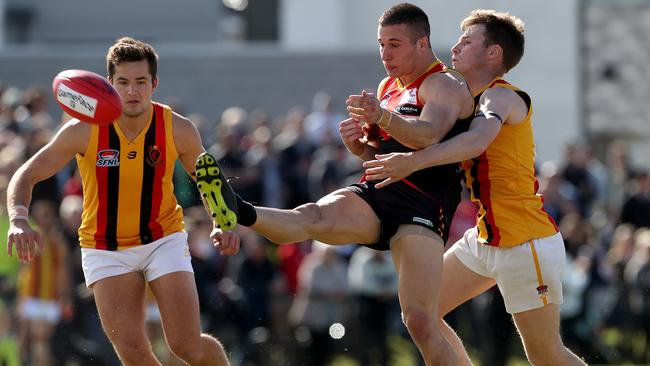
[410,139,435,150]
[10,167,36,188]
[398,138,431,150]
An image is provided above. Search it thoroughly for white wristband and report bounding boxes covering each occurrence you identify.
[375,108,394,129]
[8,205,29,222]
[10,215,28,223]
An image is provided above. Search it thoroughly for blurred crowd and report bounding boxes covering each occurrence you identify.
[1,82,650,366]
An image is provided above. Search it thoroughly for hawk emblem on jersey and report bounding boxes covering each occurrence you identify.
[146,145,162,167]
[96,149,120,167]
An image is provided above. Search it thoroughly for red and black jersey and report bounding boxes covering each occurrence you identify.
[376,61,473,214]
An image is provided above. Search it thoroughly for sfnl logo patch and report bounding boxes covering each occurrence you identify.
[96,149,120,167]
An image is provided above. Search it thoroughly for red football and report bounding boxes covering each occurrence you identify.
[52,69,122,125]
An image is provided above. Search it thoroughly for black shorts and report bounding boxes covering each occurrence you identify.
[347,180,458,251]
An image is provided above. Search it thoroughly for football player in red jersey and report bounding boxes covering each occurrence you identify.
[206,4,474,365]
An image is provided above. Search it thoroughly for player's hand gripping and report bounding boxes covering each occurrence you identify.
[211,227,241,256]
[339,118,366,156]
[363,152,416,188]
[346,90,383,125]
[7,219,40,262]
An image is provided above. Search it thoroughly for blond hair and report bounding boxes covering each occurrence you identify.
[461,9,525,72]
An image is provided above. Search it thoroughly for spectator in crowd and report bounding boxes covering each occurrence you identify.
[602,223,636,341]
[604,140,635,221]
[303,91,345,146]
[623,229,650,361]
[209,106,261,203]
[272,106,314,208]
[538,161,580,223]
[348,246,398,366]
[0,87,22,134]
[234,232,276,333]
[15,200,71,366]
[288,242,349,366]
[620,171,650,229]
[559,213,597,358]
[20,87,54,131]
[562,143,599,217]
[231,232,277,365]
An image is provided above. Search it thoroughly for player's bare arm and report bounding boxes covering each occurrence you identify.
[54,232,74,318]
[172,112,241,255]
[8,119,89,210]
[7,120,90,261]
[363,87,523,188]
[395,72,472,148]
[347,73,472,150]
[171,112,206,174]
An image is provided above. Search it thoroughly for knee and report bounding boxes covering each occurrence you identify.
[112,338,154,364]
[170,333,227,364]
[526,348,550,366]
[295,203,334,233]
[524,341,565,366]
[168,339,203,364]
[402,306,434,344]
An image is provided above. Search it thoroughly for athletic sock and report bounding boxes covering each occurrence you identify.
[235,194,257,227]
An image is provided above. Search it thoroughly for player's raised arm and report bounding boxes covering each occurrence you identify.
[362,86,524,188]
[347,73,472,150]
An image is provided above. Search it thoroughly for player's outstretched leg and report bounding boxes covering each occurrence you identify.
[195,152,238,231]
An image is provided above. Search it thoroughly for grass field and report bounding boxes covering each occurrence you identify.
[328,334,531,366]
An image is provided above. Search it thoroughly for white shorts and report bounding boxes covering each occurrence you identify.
[81,232,193,287]
[19,298,61,324]
[450,228,565,314]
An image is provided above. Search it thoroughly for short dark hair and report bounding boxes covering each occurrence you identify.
[461,9,525,72]
[379,3,430,44]
[106,36,158,80]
